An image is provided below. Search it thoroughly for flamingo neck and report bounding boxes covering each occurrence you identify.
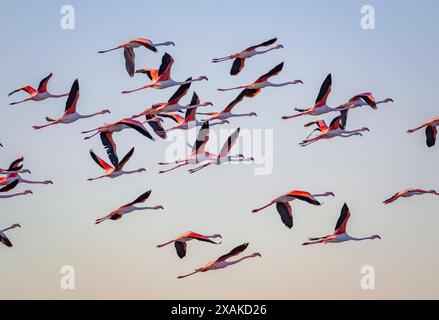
[349,235,375,241]
[226,254,258,266]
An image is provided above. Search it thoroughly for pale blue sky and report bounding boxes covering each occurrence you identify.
[1,0,439,299]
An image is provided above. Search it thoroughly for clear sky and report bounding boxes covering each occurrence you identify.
[1,0,439,299]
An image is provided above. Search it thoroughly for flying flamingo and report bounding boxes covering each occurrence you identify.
[217,62,302,93]
[197,89,258,121]
[407,117,439,147]
[157,231,223,259]
[177,243,261,279]
[88,147,146,181]
[95,190,164,225]
[337,93,394,111]
[0,172,52,187]
[8,73,69,106]
[98,38,175,77]
[0,180,32,199]
[33,80,110,130]
[299,113,369,147]
[252,190,334,229]
[302,203,381,245]
[212,38,283,75]
[188,128,254,174]
[161,93,228,132]
[130,82,213,117]
[144,115,167,139]
[0,157,31,175]
[0,224,21,247]
[122,53,208,94]
[82,118,155,167]
[383,189,439,204]
[282,73,335,119]
[158,122,246,174]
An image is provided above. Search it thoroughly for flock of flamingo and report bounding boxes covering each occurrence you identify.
[1,37,438,279]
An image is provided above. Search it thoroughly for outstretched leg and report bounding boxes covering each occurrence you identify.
[10,98,32,106]
[212,56,233,63]
[159,162,188,174]
[177,270,201,279]
[33,121,59,130]
[188,163,211,174]
[122,85,152,94]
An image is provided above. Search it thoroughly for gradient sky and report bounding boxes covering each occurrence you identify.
[1,0,439,299]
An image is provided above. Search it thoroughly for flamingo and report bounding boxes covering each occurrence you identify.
[158,122,245,174]
[282,73,335,119]
[217,62,302,93]
[88,147,146,181]
[33,80,110,130]
[98,38,175,77]
[212,38,283,75]
[0,157,31,175]
[0,180,32,199]
[383,189,439,205]
[8,73,69,105]
[157,232,223,259]
[337,93,394,111]
[95,190,164,224]
[197,89,258,121]
[252,190,334,229]
[160,93,228,132]
[407,117,439,147]
[144,115,167,139]
[302,203,381,245]
[82,118,155,167]
[299,112,369,146]
[188,128,254,174]
[130,82,212,117]
[0,172,52,187]
[122,53,208,94]
[0,224,21,247]
[177,243,261,279]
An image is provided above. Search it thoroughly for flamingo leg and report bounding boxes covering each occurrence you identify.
[122,85,153,94]
[177,270,201,279]
[10,98,32,106]
[159,162,188,174]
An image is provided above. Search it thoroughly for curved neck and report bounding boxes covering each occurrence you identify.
[122,169,143,174]
[312,193,331,198]
[227,254,258,266]
[349,235,375,241]
[270,82,292,87]
[79,112,104,119]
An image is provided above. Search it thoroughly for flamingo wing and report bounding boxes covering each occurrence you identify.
[287,190,321,206]
[334,203,351,235]
[329,115,342,130]
[145,115,167,139]
[64,79,80,115]
[37,73,53,93]
[230,58,245,76]
[118,119,155,141]
[223,90,248,112]
[315,73,332,107]
[0,234,13,247]
[194,121,210,154]
[184,93,200,122]
[174,241,187,259]
[244,38,277,52]
[89,150,113,170]
[304,120,328,131]
[218,127,240,159]
[123,190,152,207]
[158,52,174,81]
[0,180,19,193]
[383,193,400,205]
[276,202,293,229]
[136,68,159,80]
[160,113,185,125]
[255,62,284,83]
[100,132,119,167]
[426,125,437,147]
[215,243,249,263]
[7,157,24,172]
[124,47,136,77]
[187,232,219,244]
[116,147,135,170]
[350,92,376,109]
[132,38,158,52]
[8,86,36,96]
[168,79,192,104]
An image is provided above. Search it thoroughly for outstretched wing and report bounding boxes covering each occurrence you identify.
[117,147,135,170]
[168,78,191,104]
[7,157,24,172]
[329,115,342,130]
[334,203,351,235]
[218,127,240,159]
[89,150,113,170]
[136,68,159,80]
[349,92,377,109]
[215,243,249,263]
[0,180,19,193]
[145,115,167,139]
[315,74,332,107]
[124,47,135,77]
[123,190,152,207]
[194,121,210,154]
[100,132,119,167]
[65,79,80,114]
[174,241,187,259]
[158,53,174,80]
[8,86,36,96]
[0,234,13,247]
[426,125,437,148]
[255,62,284,83]
[244,38,277,51]
[160,113,185,125]
[118,119,155,141]
[223,90,248,113]
[37,73,53,93]
[230,58,245,76]
[276,202,293,229]
[132,38,158,52]
[286,190,321,206]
